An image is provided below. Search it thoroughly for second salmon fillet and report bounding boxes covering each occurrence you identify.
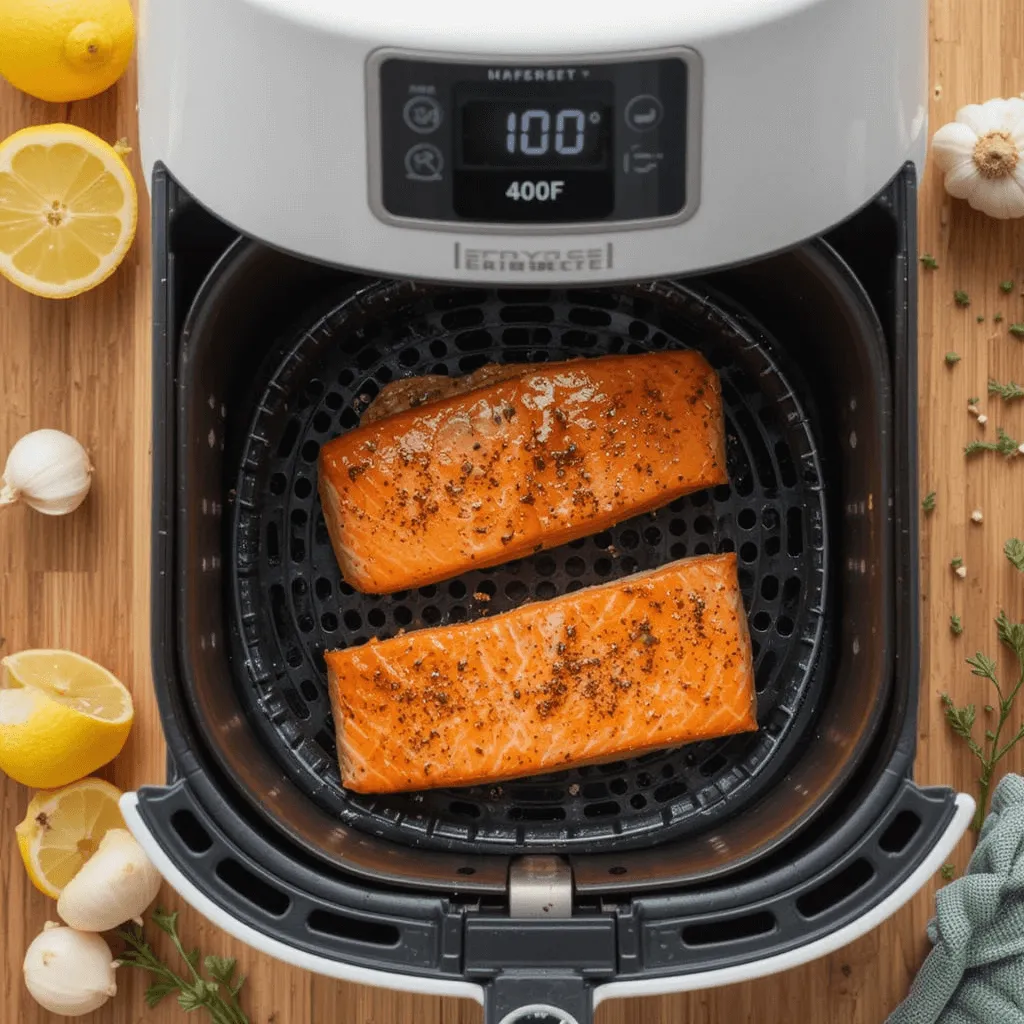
[326,553,757,794]
[318,351,727,594]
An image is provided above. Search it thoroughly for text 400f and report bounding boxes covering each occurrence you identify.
[505,181,566,202]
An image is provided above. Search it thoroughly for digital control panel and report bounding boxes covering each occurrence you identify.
[372,53,695,229]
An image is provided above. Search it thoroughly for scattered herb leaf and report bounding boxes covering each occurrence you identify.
[945,352,962,366]
[951,614,963,636]
[977,315,986,323]
[968,397,981,406]
[964,427,1022,458]
[954,290,971,307]
[940,863,956,880]
[995,313,1004,323]
[989,379,1024,401]
[117,910,250,1024]
[922,491,937,513]
[1009,324,1024,338]
[951,557,964,570]
[919,254,939,270]
[941,546,1024,830]
[1006,538,1024,572]
[1000,280,1014,293]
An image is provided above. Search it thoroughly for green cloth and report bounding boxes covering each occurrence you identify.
[887,774,1024,1024]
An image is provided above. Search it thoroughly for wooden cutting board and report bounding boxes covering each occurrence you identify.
[2,1,1023,1020]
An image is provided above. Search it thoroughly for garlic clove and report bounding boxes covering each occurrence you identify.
[956,102,1003,137]
[57,828,163,933]
[932,120,979,166]
[1,429,93,516]
[23,924,117,1017]
[968,172,1024,220]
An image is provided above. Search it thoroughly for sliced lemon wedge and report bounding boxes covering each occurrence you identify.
[16,778,126,897]
[0,124,138,298]
[0,649,134,789]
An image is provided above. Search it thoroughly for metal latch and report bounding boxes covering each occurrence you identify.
[509,856,573,918]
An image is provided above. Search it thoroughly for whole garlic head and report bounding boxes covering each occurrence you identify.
[23,923,117,1017]
[0,429,92,515]
[58,828,163,932]
[931,97,1024,219]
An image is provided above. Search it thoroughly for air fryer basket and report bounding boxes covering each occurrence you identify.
[134,167,971,1023]
[171,202,891,891]
[230,276,829,854]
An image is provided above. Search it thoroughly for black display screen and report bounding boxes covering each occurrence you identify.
[460,101,610,168]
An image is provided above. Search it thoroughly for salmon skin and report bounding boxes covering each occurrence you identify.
[326,553,757,794]
[318,352,727,594]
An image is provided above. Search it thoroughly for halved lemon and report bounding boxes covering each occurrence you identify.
[0,124,137,298]
[0,649,134,789]
[16,778,126,897]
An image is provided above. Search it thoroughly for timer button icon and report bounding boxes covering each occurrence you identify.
[624,94,664,133]
[403,95,443,134]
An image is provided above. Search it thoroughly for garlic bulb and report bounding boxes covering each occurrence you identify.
[931,97,1024,218]
[57,828,162,932]
[0,429,92,515]
[23,923,117,1017]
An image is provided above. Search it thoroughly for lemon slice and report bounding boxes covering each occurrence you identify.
[0,649,133,789]
[0,124,137,298]
[16,778,126,897]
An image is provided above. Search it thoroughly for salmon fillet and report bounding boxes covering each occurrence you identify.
[362,361,577,423]
[326,553,757,794]
[318,352,727,594]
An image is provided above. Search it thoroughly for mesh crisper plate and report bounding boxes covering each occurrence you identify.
[229,280,829,853]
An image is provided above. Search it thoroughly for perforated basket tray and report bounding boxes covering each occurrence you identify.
[228,278,829,854]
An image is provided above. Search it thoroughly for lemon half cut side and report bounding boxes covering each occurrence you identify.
[0,124,137,298]
[0,648,133,789]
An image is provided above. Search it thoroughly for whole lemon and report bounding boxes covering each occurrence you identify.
[0,0,135,103]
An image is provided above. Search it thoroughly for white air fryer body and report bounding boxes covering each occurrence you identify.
[138,0,928,284]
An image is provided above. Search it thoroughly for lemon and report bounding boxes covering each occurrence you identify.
[0,649,133,789]
[16,777,126,897]
[0,124,137,298]
[0,0,135,103]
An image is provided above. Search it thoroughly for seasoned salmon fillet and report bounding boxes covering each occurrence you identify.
[318,352,727,594]
[326,553,757,794]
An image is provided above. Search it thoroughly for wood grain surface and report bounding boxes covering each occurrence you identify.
[2,1,1024,1021]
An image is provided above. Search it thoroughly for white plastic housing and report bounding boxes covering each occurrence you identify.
[139,0,927,283]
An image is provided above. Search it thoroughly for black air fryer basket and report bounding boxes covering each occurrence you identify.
[128,164,970,1024]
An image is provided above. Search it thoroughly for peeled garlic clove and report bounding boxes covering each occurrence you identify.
[23,923,117,1017]
[57,828,163,932]
[0,429,92,515]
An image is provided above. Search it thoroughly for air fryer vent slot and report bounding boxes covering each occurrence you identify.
[307,909,400,947]
[878,810,922,853]
[795,859,874,919]
[215,859,291,917]
[170,809,213,854]
[682,911,776,947]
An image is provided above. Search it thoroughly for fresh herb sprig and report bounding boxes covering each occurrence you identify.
[964,427,1022,458]
[922,491,937,513]
[941,542,1024,830]
[117,910,249,1024]
[989,378,1024,401]
[919,254,939,270]
[954,290,971,307]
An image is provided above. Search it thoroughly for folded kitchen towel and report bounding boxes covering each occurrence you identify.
[887,773,1024,1024]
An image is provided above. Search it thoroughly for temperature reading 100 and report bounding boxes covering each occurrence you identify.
[505,108,599,157]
